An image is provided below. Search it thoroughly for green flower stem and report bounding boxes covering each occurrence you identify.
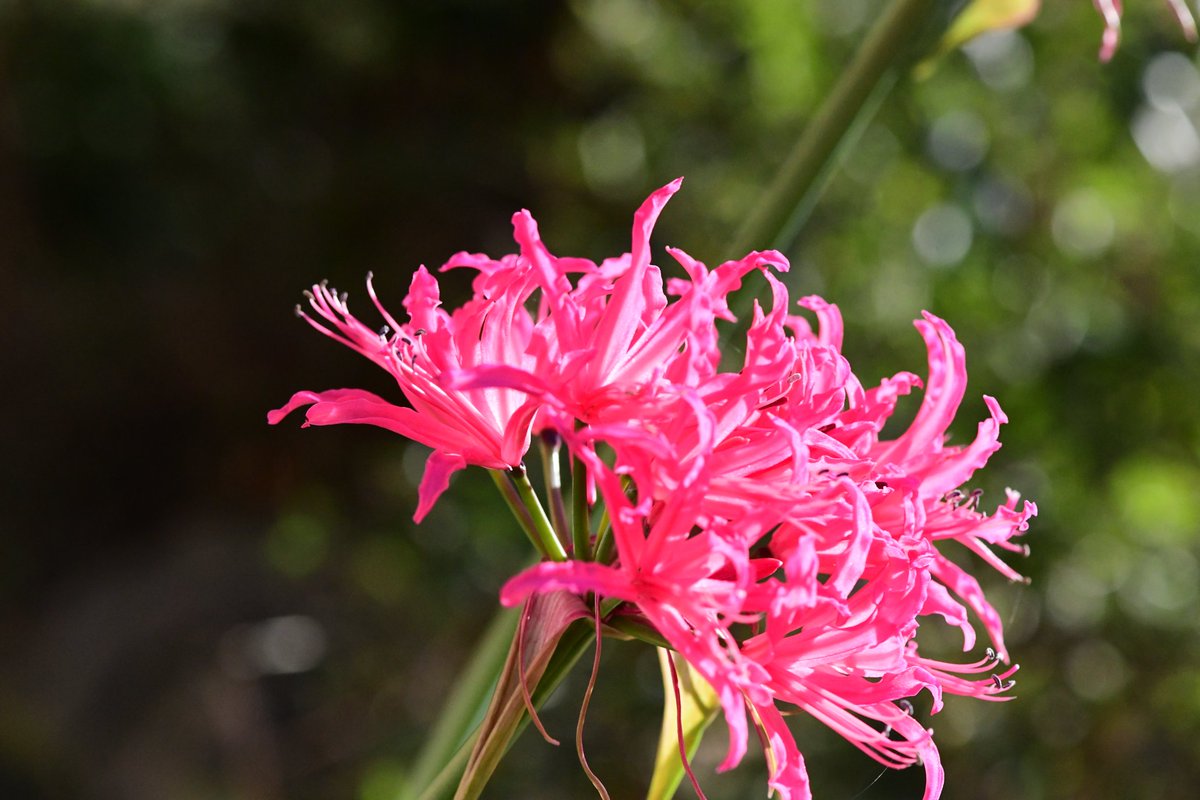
[590,474,629,566]
[571,454,591,560]
[605,613,671,649]
[510,466,569,562]
[725,0,952,262]
[488,469,555,561]
[538,436,572,552]
[401,606,520,800]
[591,505,614,566]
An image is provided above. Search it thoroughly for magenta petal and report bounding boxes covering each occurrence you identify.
[414,450,466,522]
[877,313,967,467]
[268,390,319,425]
[586,178,682,382]
[267,388,377,425]
[444,364,549,395]
[931,553,1009,659]
[499,561,635,608]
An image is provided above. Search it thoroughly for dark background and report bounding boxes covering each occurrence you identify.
[3,2,1200,798]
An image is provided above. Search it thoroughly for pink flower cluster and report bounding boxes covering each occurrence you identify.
[270,180,1034,800]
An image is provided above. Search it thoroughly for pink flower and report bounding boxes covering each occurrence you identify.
[271,182,1034,800]
[445,179,789,425]
[500,429,789,787]
[490,218,1032,798]
[268,267,545,521]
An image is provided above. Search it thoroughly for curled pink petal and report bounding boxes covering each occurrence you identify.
[415,451,466,522]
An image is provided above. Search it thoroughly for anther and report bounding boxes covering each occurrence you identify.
[985,647,997,662]
[378,325,391,338]
[293,304,304,318]
[897,699,914,716]
[339,291,348,304]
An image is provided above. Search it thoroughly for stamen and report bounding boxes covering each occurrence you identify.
[990,673,1016,692]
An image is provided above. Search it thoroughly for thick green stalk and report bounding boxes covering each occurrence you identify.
[488,468,567,562]
[488,469,551,560]
[591,505,614,566]
[510,466,569,562]
[725,0,956,263]
[571,454,591,560]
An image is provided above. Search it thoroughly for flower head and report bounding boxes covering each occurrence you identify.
[271,181,1034,800]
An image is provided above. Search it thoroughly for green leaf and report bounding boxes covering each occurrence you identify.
[646,649,720,800]
[453,591,590,800]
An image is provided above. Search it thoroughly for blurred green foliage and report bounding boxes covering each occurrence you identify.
[2,1,1200,799]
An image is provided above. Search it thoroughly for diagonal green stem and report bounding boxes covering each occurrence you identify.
[725,0,958,264]
[510,465,569,562]
[571,453,591,561]
[489,469,556,561]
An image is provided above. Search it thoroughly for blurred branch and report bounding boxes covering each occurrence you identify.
[726,0,967,263]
